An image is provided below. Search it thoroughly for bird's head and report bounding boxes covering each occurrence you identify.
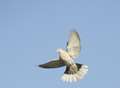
[56,48,64,53]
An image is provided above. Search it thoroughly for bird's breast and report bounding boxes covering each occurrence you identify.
[59,51,74,65]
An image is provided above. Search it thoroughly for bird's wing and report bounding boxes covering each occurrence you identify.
[38,59,65,68]
[66,31,80,58]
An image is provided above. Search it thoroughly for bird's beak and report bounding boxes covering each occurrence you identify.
[56,48,61,53]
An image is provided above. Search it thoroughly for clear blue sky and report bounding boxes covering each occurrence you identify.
[0,0,120,88]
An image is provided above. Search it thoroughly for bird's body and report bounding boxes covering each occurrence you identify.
[38,30,88,83]
[57,48,75,66]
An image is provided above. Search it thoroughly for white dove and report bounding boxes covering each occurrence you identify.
[38,30,88,83]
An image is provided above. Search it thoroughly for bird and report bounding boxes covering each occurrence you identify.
[38,30,88,83]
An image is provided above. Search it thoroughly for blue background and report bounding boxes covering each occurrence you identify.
[0,0,120,88]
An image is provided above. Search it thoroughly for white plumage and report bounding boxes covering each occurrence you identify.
[61,65,88,82]
[38,30,88,83]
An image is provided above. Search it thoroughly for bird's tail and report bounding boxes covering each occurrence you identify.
[61,63,88,83]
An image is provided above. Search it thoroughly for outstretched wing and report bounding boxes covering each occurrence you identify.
[66,31,80,58]
[38,59,65,68]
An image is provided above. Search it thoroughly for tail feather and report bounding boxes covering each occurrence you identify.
[61,63,88,83]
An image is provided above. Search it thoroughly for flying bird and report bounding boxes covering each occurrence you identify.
[38,31,88,83]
